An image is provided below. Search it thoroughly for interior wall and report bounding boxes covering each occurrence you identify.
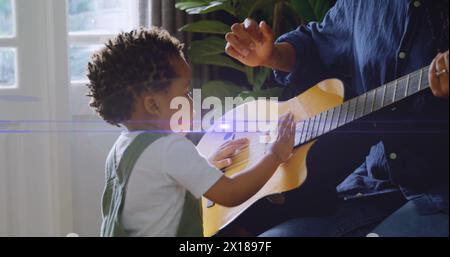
[69,115,120,236]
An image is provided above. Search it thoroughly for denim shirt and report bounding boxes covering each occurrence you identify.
[274,0,449,214]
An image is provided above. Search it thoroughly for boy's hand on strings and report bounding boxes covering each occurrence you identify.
[208,138,249,170]
[204,114,295,207]
[268,113,296,164]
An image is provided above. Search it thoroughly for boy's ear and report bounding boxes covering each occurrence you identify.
[143,95,160,116]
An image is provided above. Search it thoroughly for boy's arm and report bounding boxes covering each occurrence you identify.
[204,113,295,207]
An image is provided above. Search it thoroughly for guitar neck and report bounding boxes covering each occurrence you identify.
[295,66,430,147]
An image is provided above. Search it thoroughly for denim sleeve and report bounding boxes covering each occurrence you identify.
[274,0,355,92]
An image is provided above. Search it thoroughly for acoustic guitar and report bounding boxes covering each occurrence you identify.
[197,66,431,237]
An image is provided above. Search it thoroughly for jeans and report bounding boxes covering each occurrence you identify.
[371,200,449,237]
[259,192,448,237]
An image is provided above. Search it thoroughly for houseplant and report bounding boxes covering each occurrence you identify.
[176,0,334,100]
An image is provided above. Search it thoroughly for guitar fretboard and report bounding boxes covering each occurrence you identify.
[295,66,430,147]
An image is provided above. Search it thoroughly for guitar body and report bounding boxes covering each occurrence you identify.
[197,79,345,237]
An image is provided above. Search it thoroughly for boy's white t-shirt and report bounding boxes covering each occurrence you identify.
[113,131,223,237]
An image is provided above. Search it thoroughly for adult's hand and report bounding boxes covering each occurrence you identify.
[225,18,275,67]
[429,50,449,100]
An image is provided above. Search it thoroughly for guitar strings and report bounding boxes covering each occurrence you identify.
[217,66,432,173]
[212,130,302,172]
[222,146,284,172]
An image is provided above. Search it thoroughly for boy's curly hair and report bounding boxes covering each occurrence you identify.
[87,27,184,126]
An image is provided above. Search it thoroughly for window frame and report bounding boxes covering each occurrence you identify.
[0,0,18,89]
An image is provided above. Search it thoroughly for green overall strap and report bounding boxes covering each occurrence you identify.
[176,190,204,237]
[101,132,166,237]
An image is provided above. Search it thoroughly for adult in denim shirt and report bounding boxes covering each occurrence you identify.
[225,0,448,236]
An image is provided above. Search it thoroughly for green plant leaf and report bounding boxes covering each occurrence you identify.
[252,67,271,91]
[247,0,278,18]
[201,80,244,100]
[175,1,209,11]
[289,0,331,23]
[179,20,231,34]
[191,54,247,73]
[179,1,236,16]
[313,0,330,21]
[245,66,255,88]
[290,0,317,23]
[239,87,284,98]
[187,37,226,59]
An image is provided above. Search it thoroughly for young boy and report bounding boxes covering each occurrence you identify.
[87,27,295,237]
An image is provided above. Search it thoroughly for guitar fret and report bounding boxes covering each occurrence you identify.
[315,114,321,137]
[392,79,398,103]
[395,77,407,102]
[405,74,410,97]
[364,90,376,116]
[311,115,318,139]
[337,102,348,127]
[361,93,367,118]
[347,98,357,123]
[420,67,429,90]
[318,111,326,136]
[297,120,305,135]
[354,96,360,119]
[355,93,366,119]
[418,68,423,91]
[324,108,334,134]
[371,90,376,112]
[311,114,318,139]
[344,102,350,124]
[296,120,305,145]
[384,82,396,106]
[374,86,384,111]
[331,105,341,130]
[314,115,320,138]
[309,115,317,139]
[408,71,420,95]
[301,120,307,135]
[305,117,314,142]
[299,120,306,143]
[381,84,387,108]
[315,113,322,138]
[300,118,310,143]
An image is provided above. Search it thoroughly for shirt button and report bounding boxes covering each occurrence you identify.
[413,1,421,8]
[356,193,363,197]
[390,152,398,160]
[399,52,407,59]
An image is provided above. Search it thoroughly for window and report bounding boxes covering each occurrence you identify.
[0,48,16,87]
[68,0,136,34]
[67,0,140,85]
[0,0,14,37]
[69,45,102,81]
[0,0,16,88]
